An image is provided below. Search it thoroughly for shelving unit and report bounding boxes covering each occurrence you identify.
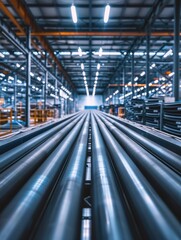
[163,103,181,137]
[145,102,163,130]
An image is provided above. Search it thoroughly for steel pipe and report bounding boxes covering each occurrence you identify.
[0,112,79,153]
[102,112,181,155]
[0,113,84,209]
[98,113,181,219]
[33,114,90,240]
[0,113,88,240]
[94,113,180,240]
[91,114,134,240]
[0,113,81,172]
[102,113,181,173]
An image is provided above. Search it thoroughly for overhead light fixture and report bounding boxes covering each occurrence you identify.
[78,47,82,57]
[140,71,145,77]
[134,77,138,81]
[99,47,103,57]
[84,76,86,81]
[95,76,98,81]
[0,52,5,58]
[30,72,34,77]
[104,4,110,23]
[168,72,174,77]
[93,51,121,56]
[97,63,100,70]
[163,49,173,58]
[71,4,77,23]
[81,63,84,70]
[96,71,99,76]
[83,71,86,76]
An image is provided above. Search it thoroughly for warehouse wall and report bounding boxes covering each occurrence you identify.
[76,95,103,110]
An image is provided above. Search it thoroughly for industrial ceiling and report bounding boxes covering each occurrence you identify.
[0,0,180,100]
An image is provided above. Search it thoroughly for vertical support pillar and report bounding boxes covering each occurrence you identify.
[173,0,180,101]
[123,64,126,102]
[131,52,134,97]
[146,31,150,99]
[44,52,48,110]
[14,74,17,121]
[26,26,31,127]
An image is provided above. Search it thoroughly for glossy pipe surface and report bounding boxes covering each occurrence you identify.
[0,112,80,153]
[0,113,81,172]
[0,114,84,209]
[98,114,181,219]
[91,114,134,240]
[0,114,87,240]
[33,113,90,240]
[102,113,181,173]
[94,113,180,240]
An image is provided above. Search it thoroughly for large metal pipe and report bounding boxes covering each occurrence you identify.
[33,114,90,240]
[91,114,135,240]
[0,113,88,240]
[102,113,181,173]
[0,113,84,209]
[102,112,181,155]
[98,114,180,219]
[0,113,81,172]
[0,112,80,153]
[94,113,180,240]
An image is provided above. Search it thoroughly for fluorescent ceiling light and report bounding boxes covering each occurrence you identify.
[30,72,34,77]
[83,71,85,76]
[81,63,84,70]
[37,77,41,81]
[14,52,22,55]
[96,72,99,76]
[140,71,145,77]
[163,49,173,58]
[84,76,86,81]
[59,52,71,55]
[78,47,82,57]
[168,72,174,77]
[16,63,20,68]
[99,47,103,57]
[95,76,98,81]
[97,63,100,70]
[71,4,77,23]
[134,77,138,81]
[93,51,121,56]
[104,4,110,23]
[0,52,5,58]
[72,51,87,56]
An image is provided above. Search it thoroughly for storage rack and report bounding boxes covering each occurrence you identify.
[163,102,181,137]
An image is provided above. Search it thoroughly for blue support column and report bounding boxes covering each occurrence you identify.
[146,31,150,99]
[25,27,31,127]
[131,52,134,97]
[123,64,126,102]
[173,0,180,101]
[44,52,48,110]
[14,75,17,121]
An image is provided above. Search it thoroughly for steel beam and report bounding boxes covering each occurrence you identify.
[131,52,134,97]
[16,31,181,37]
[146,31,150,98]
[25,27,31,127]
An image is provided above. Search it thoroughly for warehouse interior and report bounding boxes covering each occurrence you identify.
[0,1,181,240]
